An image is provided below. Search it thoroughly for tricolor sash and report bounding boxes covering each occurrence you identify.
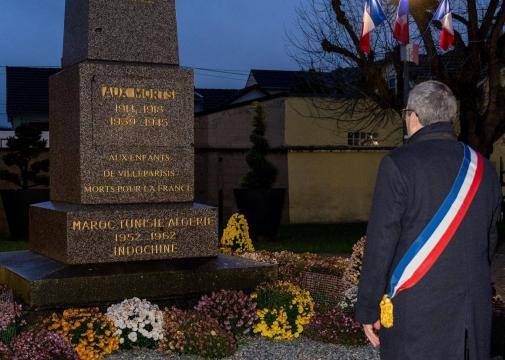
[380,144,484,328]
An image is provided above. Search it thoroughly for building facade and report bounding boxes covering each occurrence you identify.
[195,72,403,226]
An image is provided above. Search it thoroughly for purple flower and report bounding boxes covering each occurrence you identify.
[195,290,258,337]
[9,329,77,360]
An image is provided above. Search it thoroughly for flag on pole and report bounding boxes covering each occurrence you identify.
[359,0,387,54]
[393,0,410,44]
[401,43,420,65]
[432,0,454,50]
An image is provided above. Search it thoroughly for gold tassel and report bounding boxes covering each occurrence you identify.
[380,295,394,328]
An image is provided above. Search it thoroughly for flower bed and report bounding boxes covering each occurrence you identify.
[0,232,371,359]
[240,250,348,285]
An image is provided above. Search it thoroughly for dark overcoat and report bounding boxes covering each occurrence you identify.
[356,122,502,360]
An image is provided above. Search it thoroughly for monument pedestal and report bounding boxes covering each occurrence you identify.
[0,251,277,309]
[29,202,218,264]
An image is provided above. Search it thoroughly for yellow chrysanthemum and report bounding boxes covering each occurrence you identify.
[252,281,315,340]
[220,213,255,255]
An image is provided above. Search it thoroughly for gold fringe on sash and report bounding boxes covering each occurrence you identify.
[380,295,394,328]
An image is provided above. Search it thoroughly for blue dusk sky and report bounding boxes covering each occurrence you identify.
[0,0,303,126]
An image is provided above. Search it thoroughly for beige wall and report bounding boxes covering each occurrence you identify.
[284,97,403,147]
[287,151,387,223]
[195,96,398,225]
[195,98,290,227]
[195,97,285,149]
[283,97,397,223]
[195,151,289,228]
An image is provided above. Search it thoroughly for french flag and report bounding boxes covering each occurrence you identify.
[359,0,386,54]
[393,0,410,44]
[433,0,454,50]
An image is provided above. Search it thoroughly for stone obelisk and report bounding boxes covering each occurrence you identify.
[30,0,218,264]
[0,0,276,309]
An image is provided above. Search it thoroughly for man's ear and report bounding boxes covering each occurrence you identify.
[411,112,421,127]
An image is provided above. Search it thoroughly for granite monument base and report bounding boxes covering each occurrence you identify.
[0,251,277,309]
[30,202,218,265]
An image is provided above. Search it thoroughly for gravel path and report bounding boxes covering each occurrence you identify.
[106,337,380,360]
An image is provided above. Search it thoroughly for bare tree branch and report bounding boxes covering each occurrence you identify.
[288,0,505,155]
[330,0,367,60]
[321,38,361,63]
[479,0,499,39]
[452,13,469,26]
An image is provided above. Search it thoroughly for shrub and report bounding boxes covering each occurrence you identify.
[46,308,120,360]
[220,214,254,255]
[240,102,277,189]
[5,328,77,360]
[160,307,237,359]
[306,304,367,347]
[0,124,49,189]
[252,281,314,340]
[343,237,366,286]
[195,290,258,336]
[106,298,164,349]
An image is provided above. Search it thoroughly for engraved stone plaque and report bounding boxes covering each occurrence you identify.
[49,62,195,204]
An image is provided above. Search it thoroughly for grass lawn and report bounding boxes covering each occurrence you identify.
[0,220,501,255]
[255,223,367,255]
[0,239,28,252]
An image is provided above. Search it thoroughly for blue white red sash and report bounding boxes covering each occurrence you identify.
[387,144,483,299]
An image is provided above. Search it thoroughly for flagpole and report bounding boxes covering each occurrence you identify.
[402,44,410,144]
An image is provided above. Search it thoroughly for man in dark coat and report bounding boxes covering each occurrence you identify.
[356,80,502,359]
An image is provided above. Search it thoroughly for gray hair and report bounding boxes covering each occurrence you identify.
[407,80,458,125]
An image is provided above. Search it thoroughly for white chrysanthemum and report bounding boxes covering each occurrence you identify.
[128,331,138,342]
[106,297,164,346]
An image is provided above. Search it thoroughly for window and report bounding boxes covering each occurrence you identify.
[347,132,379,146]
[388,77,397,91]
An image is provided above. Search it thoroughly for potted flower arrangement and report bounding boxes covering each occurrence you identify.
[234,102,285,241]
[0,124,49,239]
[219,213,255,255]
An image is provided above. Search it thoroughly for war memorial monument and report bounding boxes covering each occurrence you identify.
[0,0,276,308]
